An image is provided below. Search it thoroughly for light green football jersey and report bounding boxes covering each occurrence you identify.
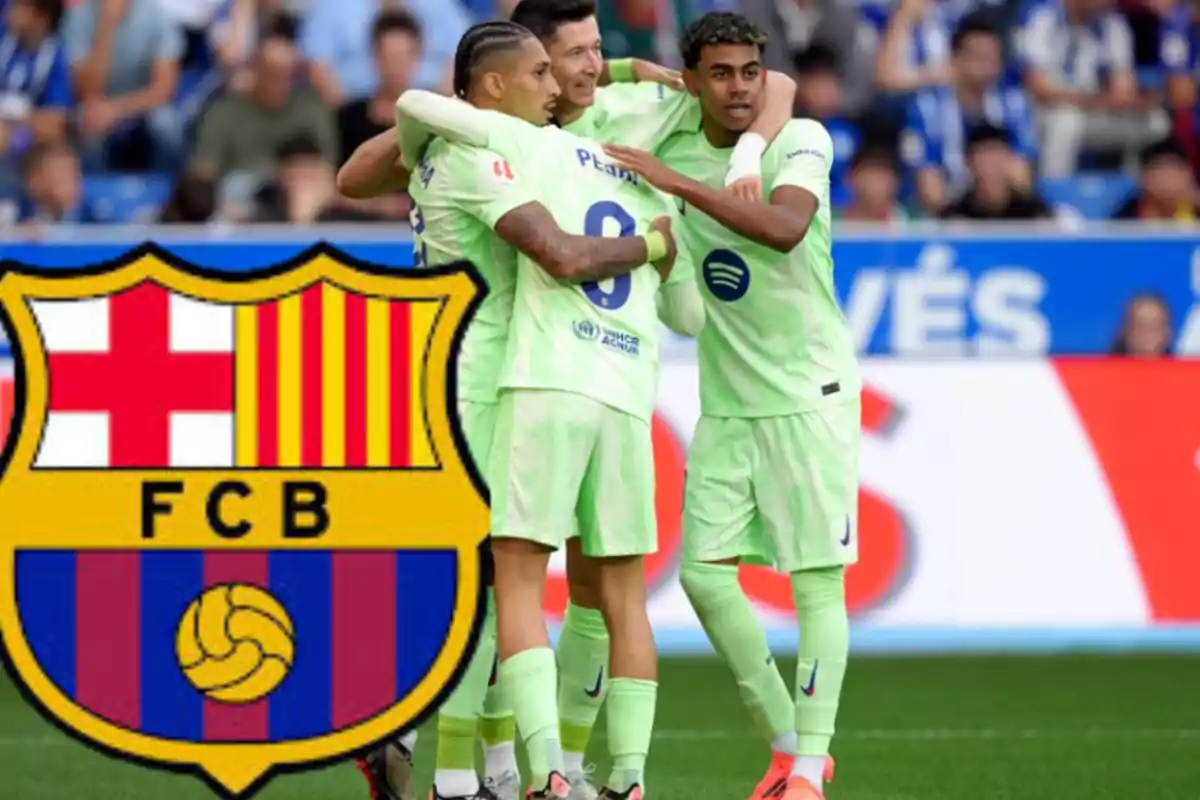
[406,139,538,403]
[562,82,699,147]
[656,118,860,417]
[480,110,692,422]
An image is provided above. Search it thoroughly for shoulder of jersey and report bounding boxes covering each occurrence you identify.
[778,118,833,154]
[781,117,831,140]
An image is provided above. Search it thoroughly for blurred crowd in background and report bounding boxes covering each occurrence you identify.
[5,0,1200,226]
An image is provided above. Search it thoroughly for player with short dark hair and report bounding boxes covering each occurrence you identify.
[338,7,798,797]
[391,21,710,795]
[602,12,859,800]
[468,7,797,796]
[354,20,698,800]
[510,0,596,43]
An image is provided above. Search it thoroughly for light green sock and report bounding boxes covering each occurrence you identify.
[792,567,849,758]
[556,602,610,761]
[436,589,495,768]
[480,634,518,780]
[680,562,795,745]
[499,647,563,787]
[479,708,515,748]
[605,678,657,793]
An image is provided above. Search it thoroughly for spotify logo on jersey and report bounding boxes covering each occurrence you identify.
[703,249,750,301]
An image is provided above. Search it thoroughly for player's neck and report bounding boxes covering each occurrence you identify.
[466,90,501,112]
[701,116,739,149]
[553,100,586,126]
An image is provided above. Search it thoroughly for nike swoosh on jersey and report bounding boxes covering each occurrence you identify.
[800,661,819,697]
[840,516,851,546]
[585,667,604,698]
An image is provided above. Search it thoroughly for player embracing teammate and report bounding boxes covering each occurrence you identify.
[602,13,861,800]
[338,7,858,800]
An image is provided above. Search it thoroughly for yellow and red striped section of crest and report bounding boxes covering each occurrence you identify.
[233,284,438,468]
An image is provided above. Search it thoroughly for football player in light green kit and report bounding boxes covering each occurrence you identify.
[339,10,796,800]
[391,40,710,797]
[338,21,694,800]
[603,12,860,800]
[501,1,797,792]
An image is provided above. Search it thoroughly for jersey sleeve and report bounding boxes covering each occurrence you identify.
[1019,5,1059,73]
[441,146,540,229]
[770,120,834,199]
[1102,13,1134,73]
[592,83,700,150]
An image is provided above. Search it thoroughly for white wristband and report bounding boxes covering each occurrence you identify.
[724,132,766,186]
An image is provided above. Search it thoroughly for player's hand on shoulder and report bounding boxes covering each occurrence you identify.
[648,215,678,283]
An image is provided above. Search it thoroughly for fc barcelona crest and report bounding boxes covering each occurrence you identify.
[0,243,490,796]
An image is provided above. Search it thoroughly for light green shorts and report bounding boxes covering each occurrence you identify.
[489,388,657,557]
[458,399,497,483]
[682,396,861,573]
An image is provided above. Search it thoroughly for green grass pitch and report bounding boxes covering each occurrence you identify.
[2,655,1199,799]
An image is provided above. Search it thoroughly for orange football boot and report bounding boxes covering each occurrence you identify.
[779,776,824,800]
[748,754,835,800]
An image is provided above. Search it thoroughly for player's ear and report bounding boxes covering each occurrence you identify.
[681,69,700,97]
[480,71,505,101]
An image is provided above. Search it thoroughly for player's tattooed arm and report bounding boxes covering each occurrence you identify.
[336,127,411,199]
[603,143,817,253]
[494,202,664,282]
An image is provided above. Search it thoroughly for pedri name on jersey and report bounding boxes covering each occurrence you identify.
[576,148,639,186]
[572,318,641,357]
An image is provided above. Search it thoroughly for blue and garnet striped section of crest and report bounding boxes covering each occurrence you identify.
[14,550,460,742]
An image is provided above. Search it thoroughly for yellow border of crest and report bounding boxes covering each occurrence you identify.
[0,248,490,796]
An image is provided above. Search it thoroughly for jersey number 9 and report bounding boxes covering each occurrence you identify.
[580,200,636,311]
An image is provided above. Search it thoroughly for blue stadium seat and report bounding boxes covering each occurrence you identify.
[82,173,174,223]
[1037,172,1136,220]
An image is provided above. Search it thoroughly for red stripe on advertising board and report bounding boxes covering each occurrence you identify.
[1055,358,1200,621]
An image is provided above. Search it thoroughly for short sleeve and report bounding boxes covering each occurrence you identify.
[1019,6,1058,72]
[443,146,540,229]
[153,11,185,62]
[770,120,833,198]
[1103,14,1134,72]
